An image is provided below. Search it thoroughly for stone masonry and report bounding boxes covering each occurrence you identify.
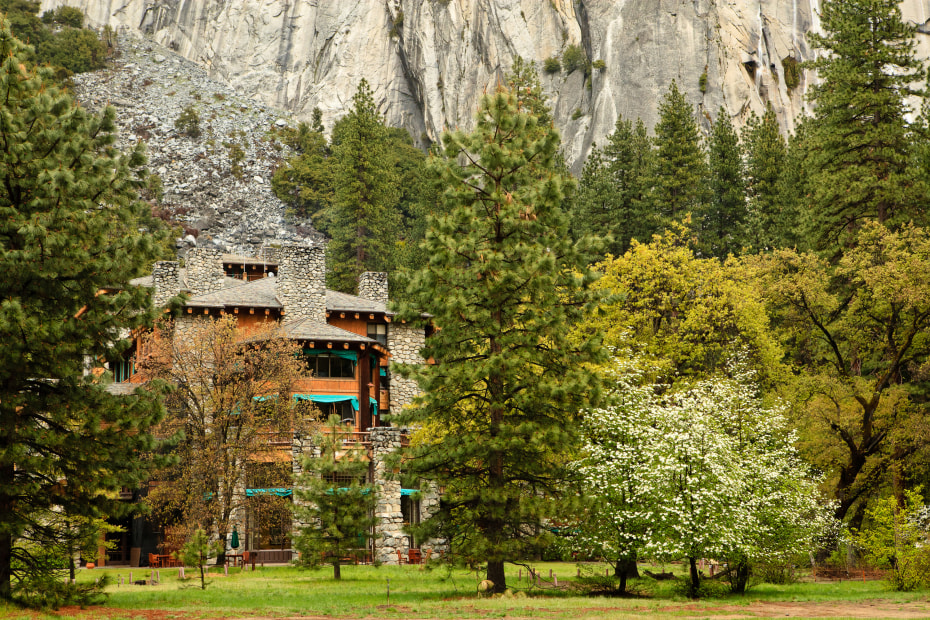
[370,427,407,565]
[185,246,226,296]
[387,322,426,412]
[152,260,181,307]
[357,272,389,304]
[277,244,325,323]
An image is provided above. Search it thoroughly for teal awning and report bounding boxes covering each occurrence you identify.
[294,393,360,411]
[400,488,419,496]
[246,488,293,497]
[379,367,387,376]
[293,394,378,413]
[302,349,358,361]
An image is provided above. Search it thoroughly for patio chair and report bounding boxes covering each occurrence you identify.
[396,549,407,564]
[407,548,422,565]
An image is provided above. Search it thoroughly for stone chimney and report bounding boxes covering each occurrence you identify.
[152,261,180,307]
[277,244,326,323]
[185,246,225,296]
[357,272,389,304]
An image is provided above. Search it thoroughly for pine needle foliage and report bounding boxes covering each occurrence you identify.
[293,415,377,580]
[803,0,927,251]
[392,88,606,593]
[0,23,168,606]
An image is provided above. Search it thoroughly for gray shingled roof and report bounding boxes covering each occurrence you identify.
[186,276,281,308]
[280,317,377,343]
[134,268,391,315]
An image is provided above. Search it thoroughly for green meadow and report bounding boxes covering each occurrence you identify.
[2,562,929,619]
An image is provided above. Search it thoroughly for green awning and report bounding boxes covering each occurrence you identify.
[294,393,360,411]
[246,488,293,497]
[302,349,358,361]
[400,488,419,496]
[379,367,387,376]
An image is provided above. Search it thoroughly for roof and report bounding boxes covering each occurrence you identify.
[129,269,242,292]
[279,317,377,343]
[186,276,281,308]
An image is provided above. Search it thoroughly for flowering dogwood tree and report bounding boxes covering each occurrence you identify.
[578,358,832,596]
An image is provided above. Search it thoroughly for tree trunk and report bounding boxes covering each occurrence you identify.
[333,558,341,580]
[688,557,700,598]
[0,532,10,600]
[487,560,506,594]
[731,559,750,594]
[615,554,639,579]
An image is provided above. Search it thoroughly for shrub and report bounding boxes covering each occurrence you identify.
[853,490,930,591]
[175,105,201,138]
[592,59,606,70]
[782,55,801,90]
[41,5,84,27]
[699,71,708,94]
[571,108,583,120]
[543,55,561,74]
[562,43,587,74]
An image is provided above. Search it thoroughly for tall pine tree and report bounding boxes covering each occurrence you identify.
[0,24,166,605]
[803,0,926,251]
[700,108,746,259]
[394,89,605,593]
[572,114,653,256]
[644,81,709,234]
[327,79,400,292]
[742,105,794,251]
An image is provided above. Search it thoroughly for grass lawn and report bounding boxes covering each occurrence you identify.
[0,562,928,619]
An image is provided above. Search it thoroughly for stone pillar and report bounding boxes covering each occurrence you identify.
[387,322,425,412]
[185,246,225,296]
[357,272,389,304]
[370,427,406,565]
[277,245,326,323]
[152,260,180,307]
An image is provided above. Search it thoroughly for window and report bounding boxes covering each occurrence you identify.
[367,323,387,346]
[113,358,134,382]
[307,354,355,379]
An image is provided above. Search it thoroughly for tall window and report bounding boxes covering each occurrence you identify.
[367,323,387,346]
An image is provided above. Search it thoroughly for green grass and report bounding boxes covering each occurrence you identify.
[1,562,929,619]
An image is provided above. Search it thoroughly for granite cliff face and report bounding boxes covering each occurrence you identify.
[40,0,930,172]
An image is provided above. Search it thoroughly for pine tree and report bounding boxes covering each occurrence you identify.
[572,114,653,256]
[742,105,792,251]
[803,0,927,251]
[293,415,377,580]
[700,108,746,259]
[393,89,605,593]
[327,79,400,292]
[0,24,167,605]
[644,81,709,233]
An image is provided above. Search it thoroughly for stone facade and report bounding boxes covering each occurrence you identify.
[152,260,181,307]
[387,322,425,412]
[357,272,389,304]
[370,427,407,565]
[185,246,225,296]
[277,244,325,323]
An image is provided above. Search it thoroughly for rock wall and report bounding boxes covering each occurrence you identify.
[277,244,326,323]
[387,321,425,413]
[152,260,181,307]
[357,272,389,305]
[49,0,930,173]
[186,246,226,295]
[370,426,407,565]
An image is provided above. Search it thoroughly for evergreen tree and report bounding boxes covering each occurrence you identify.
[700,108,746,259]
[293,415,377,580]
[644,81,709,234]
[271,117,333,222]
[327,79,400,292]
[742,105,793,250]
[572,114,653,256]
[393,89,605,593]
[0,25,166,605]
[803,0,927,251]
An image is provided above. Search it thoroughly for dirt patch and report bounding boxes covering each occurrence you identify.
[6,599,930,619]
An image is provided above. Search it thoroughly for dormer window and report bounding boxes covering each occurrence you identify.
[367,323,387,346]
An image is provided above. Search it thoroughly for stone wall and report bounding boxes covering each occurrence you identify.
[387,322,425,413]
[277,244,325,323]
[370,427,407,565]
[185,246,225,296]
[152,260,181,307]
[357,272,388,304]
